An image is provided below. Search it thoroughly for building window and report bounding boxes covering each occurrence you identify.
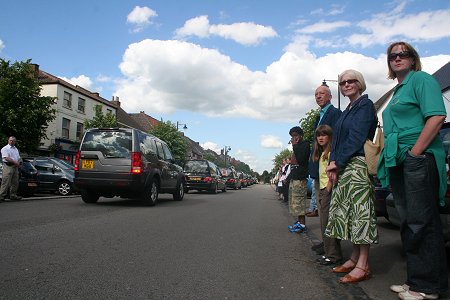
[106,109,113,115]
[63,92,72,108]
[76,122,84,141]
[62,118,71,139]
[77,97,85,113]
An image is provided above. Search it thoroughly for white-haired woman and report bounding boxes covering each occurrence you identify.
[325,69,378,283]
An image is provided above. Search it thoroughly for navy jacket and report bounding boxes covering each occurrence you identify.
[308,104,342,179]
[330,94,377,169]
[291,140,310,180]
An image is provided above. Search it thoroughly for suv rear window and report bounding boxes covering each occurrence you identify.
[81,131,132,158]
[184,160,209,173]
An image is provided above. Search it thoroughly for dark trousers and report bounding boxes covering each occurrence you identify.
[389,152,448,294]
[318,187,342,262]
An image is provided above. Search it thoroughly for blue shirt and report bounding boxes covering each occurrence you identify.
[319,103,332,124]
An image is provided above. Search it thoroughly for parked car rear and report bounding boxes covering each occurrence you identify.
[0,159,39,197]
[27,157,76,196]
[184,159,226,193]
[74,128,185,205]
[220,167,241,190]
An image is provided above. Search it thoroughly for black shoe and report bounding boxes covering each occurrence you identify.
[315,256,326,263]
[311,242,324,251]
[319,257,342,266]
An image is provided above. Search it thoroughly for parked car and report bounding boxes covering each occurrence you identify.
[220,167,241,190]
[184,159,226,193]
[74,128,185,205]
[0,159,39,197]
[237,172,247,188]
[374,177,390,219]
[384,122,450,243]
[27,157,76,196]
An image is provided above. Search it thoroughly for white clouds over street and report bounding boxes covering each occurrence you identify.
[261,135,283,149]
[174,15,278,46]
[60,75,95,91]
[0,39,4,53]
[127,6,158,33]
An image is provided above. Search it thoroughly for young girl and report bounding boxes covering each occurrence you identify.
[312,125,342,266]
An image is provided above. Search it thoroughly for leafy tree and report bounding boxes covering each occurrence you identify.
[272,148,292,172]
[84,104,118,129]
[149,121,188,163]
[0,59,56,153]
[235,161,252,174]
[299,108,320,142]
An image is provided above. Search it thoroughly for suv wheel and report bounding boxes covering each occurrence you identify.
[142,180,158,206]
[81,190,99,203]
[173,180,184,201]
[210,183,218,194]
[57,180,72,196]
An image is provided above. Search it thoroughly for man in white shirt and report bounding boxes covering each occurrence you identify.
[0,136,22,201]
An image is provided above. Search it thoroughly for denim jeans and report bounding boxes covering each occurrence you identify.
[389,152,448,294]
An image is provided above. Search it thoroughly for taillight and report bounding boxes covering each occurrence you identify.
[131,152,142,174]
[203,177,213,183]
[228,178,235,183]
[74,150,80,171]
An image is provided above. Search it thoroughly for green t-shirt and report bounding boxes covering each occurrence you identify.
[378,70,447,204]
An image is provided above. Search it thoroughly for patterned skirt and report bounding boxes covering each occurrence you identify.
[325,157,378,244]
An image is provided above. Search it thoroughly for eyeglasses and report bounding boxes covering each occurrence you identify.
[388,51,411,61]
[338,79,358,86]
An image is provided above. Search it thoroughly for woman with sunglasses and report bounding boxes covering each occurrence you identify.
[325,69,378,283]
[378,41,447,300]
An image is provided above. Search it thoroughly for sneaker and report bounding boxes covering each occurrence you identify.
[10,196,22,201]
[391,284,410,293]
[288,222,302,230]
[289,223,306,233]
[398,290,438,300]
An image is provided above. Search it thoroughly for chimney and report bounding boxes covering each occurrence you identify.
[111,96,121,107]
[30,63,40,78]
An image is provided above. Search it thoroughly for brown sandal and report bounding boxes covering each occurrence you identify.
[339,266,371,283]
[331,258,356,273]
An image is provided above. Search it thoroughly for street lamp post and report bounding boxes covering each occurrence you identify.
[322,77,341,110]
[223,146,231,167]
[176,121,188,130]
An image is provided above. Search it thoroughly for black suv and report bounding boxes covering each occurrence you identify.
[183,159,226,193]
[74,128,185,205]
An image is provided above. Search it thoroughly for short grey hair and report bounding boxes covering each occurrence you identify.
[339,69,366,93]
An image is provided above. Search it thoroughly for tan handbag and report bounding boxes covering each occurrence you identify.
[364,123,384,176]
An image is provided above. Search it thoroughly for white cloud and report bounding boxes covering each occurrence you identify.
[348,6,450,47]
[60,75,94,90]
[298,21,351,34]
[127,6,157,33]
[200,141,221,154]
[311,4,346,16]
[174,15,278,46]
[0,39,4,52]
[261,135,283,149]
[114,38,450,123]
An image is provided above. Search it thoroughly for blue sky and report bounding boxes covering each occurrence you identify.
[1,0,450,173]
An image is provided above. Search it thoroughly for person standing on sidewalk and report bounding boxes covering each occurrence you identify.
[326,69,378,284]
[0,136,22,202]
[287,126,310,233]
[378,41,448,300]
[309,84,342,253]
[313,125,342,266]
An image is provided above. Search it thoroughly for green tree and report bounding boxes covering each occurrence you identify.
[149,121,188,163]
[0,59,56,153]
[272,148,292,172]
[84,104,118,129]
[299,108,320,142]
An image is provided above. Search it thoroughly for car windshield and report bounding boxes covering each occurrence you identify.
[55,159,74,170]
[184,160,209,173]
[81,130,132,158]
[440,127,450,157]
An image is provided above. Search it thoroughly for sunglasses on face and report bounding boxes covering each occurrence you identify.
[388,51,411,61]
[338,79,358,86]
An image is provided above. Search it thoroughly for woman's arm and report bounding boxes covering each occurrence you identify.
[411,115,445,156]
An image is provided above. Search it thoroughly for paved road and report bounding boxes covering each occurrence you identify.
[0,185,448,299]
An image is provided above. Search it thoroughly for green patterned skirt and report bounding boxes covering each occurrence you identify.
[325,157,378,244]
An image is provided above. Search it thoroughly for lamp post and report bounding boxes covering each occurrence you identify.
[176,121,188,130]
[322,77,341,110]
[223,146,231,167]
